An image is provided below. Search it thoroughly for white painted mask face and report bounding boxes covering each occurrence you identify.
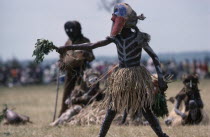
[88,75,98,85]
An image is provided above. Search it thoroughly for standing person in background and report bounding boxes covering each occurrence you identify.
[58,21,95,116]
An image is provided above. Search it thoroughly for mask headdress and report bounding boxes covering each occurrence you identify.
[64,21,82,39]
[110,3,146,36]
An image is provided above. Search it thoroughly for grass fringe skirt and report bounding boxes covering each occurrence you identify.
[104,66,154,116]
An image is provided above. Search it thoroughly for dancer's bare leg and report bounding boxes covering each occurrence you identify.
[98,108,116,137]
[120,109,127,125]
[142,107,169,137]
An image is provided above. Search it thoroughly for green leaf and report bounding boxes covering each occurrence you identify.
[32,39,58,64]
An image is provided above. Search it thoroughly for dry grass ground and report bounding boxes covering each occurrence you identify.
[0,80,210,137]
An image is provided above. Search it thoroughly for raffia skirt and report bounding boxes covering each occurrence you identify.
[104,65,155,116]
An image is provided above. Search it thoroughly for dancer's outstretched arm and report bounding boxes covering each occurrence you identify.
[174,97,186,118]
[58,37,113,54]
[143,43,168,92]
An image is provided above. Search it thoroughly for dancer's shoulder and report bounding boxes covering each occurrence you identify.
[138,31,151,43]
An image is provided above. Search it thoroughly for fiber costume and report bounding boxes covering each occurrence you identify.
[58,3,168,137]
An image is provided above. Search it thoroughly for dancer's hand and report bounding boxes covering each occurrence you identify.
[158,77,168,92]
[181,113,187,119]
[57,46,68,54]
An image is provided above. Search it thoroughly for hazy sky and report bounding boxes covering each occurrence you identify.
[0,0,209,60]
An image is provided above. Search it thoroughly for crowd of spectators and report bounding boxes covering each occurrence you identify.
[0,59,57,87]
[0,57,210,87]
[145,58,210,80]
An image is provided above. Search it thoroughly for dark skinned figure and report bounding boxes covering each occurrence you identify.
[59,21,95,116]
[58,3,168,137]
[165,74,209,126]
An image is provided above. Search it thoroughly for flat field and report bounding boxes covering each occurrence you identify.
[0,80,210,137]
